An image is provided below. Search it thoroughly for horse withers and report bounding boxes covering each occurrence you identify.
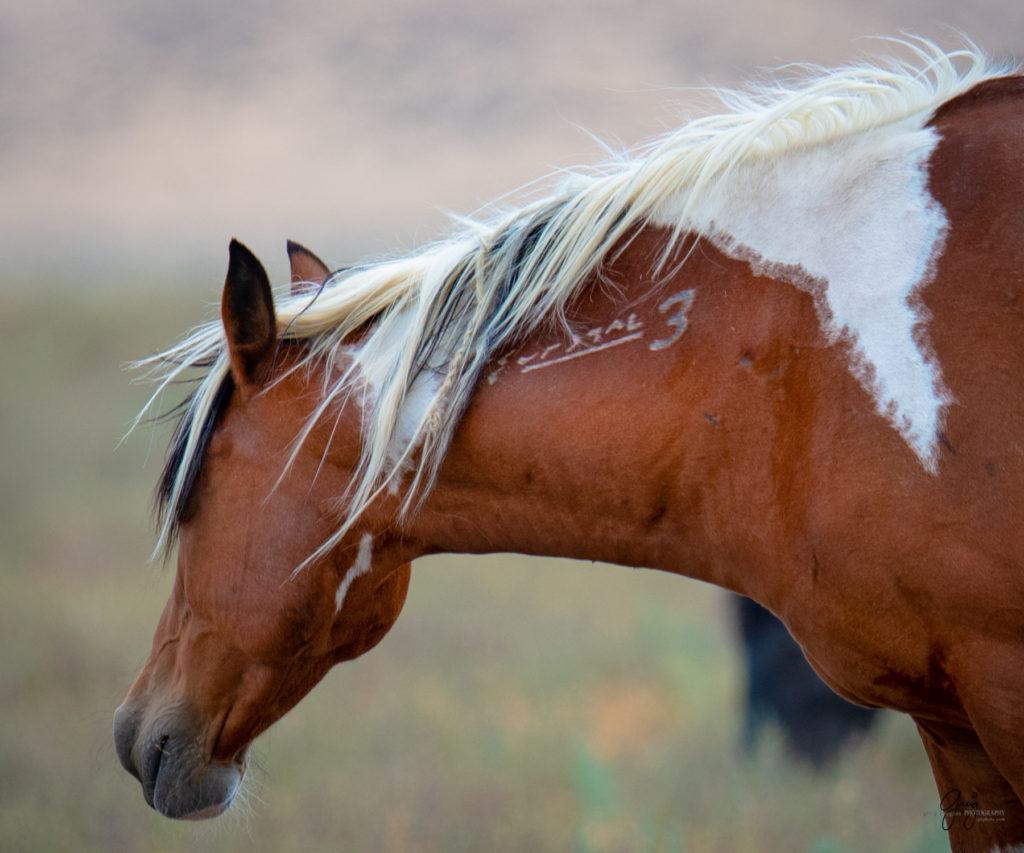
[115,42,1024,850]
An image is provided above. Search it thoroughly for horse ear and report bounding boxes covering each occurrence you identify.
[222,239,277,392]
[287,240,330,295]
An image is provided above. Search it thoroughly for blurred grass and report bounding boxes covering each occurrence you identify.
[0,282,950,852]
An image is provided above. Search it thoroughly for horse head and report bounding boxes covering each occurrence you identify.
[113,242,411,818]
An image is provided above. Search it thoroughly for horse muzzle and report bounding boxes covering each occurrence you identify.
[113,701,247,820]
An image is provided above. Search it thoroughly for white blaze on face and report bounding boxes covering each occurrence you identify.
[655,116,951,471]
[335,532,374,613]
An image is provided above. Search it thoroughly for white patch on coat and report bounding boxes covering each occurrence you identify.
[349,306,444,491]
[654,115,951,470]
[335,533,374,613]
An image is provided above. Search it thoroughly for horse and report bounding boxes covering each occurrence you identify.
[114,41,1024,850]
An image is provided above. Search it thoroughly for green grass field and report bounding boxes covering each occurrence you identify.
[0,283,951,851]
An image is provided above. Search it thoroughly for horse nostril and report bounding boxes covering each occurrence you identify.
[113,705,176,808]
[139,734,170,806]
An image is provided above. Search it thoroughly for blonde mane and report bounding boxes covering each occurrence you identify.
[135,38,1015,560]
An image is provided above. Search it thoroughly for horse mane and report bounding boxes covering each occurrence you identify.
[133,38,1015,560]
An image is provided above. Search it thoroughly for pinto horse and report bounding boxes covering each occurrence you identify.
[115,42,1024,850]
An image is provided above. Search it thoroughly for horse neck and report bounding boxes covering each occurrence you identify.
[401,226,825,603]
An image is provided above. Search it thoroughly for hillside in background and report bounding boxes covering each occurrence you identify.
[2,0,1021,283]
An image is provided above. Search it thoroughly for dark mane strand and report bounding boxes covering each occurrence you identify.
[155,374,235,549]
[413,200,562,379]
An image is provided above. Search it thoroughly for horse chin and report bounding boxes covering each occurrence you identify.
[178,798,235,821]
[151,759,246,820]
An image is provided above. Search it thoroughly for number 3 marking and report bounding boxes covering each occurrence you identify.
[650,289,695,351]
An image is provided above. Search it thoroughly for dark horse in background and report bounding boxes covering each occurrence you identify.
[115,42,1023,850]
[736,596,877,766]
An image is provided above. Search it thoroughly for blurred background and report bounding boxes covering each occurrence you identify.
[2,1,1020,850]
